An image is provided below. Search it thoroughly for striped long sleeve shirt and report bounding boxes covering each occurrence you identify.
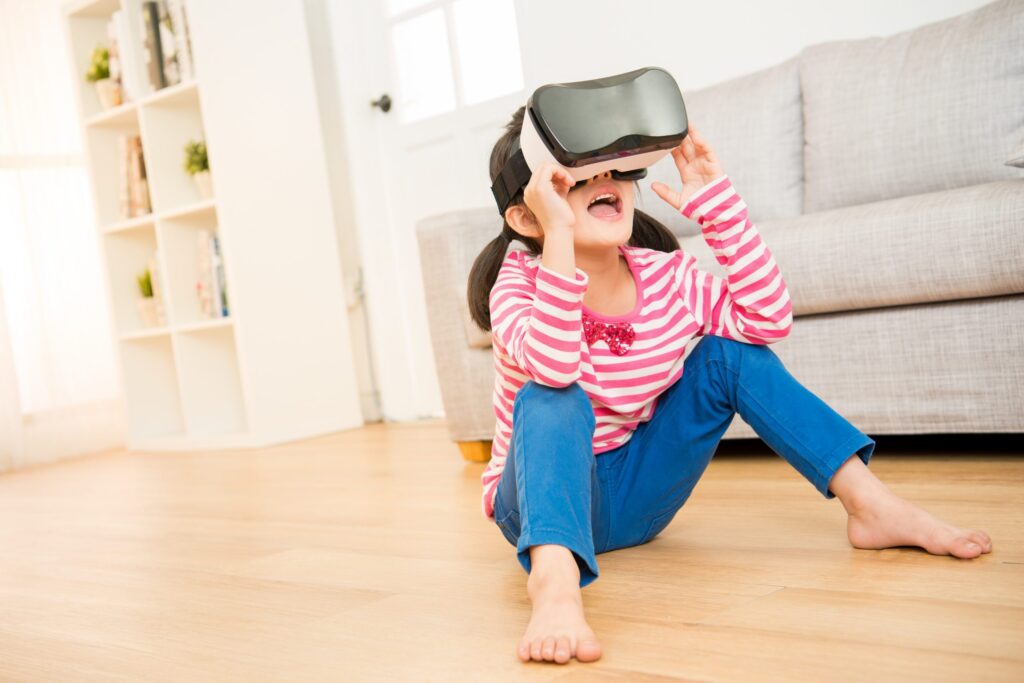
[481,174,793,520]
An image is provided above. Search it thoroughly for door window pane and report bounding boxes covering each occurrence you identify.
[452,0,523,105]
[390,8,456,123]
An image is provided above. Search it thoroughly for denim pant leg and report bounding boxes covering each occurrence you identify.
[492,380,607,589]
[609,334,877,548]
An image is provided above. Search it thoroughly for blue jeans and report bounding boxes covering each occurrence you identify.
[491,334,876,589]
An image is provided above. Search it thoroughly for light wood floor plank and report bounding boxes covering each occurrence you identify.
[0,419,1020,681]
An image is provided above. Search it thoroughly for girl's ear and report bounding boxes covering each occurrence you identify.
[505,204,542,239]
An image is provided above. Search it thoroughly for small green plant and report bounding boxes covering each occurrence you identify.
[136,269,154,298]
[183,139,209,175]
[85,44,110,83]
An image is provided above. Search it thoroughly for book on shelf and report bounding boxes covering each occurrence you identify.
[166,0,195,81]
[105,11,122,89]
[195,229,229,319]
[141,0,195,92]
[110,6,147,102]
[119,134,151,219]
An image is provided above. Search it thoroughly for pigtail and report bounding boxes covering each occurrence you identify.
[467,230,512,332]
[629,206,682,253]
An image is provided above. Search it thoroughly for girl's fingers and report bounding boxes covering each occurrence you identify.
[675,140,692,166]
[682,134,696,161]
[670,145,685,169]
[688,122,704,145]
[651,181,682,209]
[689,123,713,157]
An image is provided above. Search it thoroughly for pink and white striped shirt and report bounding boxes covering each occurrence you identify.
[481,174,793,520]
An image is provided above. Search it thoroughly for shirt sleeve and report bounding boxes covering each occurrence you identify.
[489,252,589,387]
[675,174,793,344]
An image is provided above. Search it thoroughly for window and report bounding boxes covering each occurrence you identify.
[0,0,118,413]
[385,0,525,123]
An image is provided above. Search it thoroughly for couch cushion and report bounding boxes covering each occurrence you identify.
[678,180,1024,316]
[800,0,1024,214]
[636,56,804,237]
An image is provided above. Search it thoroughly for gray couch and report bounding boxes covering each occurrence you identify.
[417,0,1024,461]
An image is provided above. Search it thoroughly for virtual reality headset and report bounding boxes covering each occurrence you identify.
[490,66,689,217]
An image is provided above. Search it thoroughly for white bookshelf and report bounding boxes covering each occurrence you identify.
[63,0,365,450]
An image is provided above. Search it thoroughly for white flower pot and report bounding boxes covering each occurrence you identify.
[94,78,122,110]
[193,170,213,199]
[137,297,160,328]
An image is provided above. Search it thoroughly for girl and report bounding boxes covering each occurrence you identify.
[466,106,993,666]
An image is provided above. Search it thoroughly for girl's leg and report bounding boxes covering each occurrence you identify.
[606,333,876,548]
[492,380,608,588]
[608,334,991,559]
[492,380,607,664]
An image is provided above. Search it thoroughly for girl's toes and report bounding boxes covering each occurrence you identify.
[952,535,984,559]
[530,637,544,661]
[969,530,992,552]
[541,635,556,661]
[554,636,571,664]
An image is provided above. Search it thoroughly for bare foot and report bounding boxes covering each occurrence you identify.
[518,544,602,664]
[847,489,993,558]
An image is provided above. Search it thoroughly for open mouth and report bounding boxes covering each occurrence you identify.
[587,192,624,221]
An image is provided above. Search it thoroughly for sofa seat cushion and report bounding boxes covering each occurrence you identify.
[636,56,803,237]
[800,0,1024,214]
[678,180,1024,316]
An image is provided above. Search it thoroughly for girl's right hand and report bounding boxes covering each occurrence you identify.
[523,162,576,233]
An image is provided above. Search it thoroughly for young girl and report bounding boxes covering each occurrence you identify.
[466,106,993,666]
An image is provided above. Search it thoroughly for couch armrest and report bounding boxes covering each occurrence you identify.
[416,207,505,442]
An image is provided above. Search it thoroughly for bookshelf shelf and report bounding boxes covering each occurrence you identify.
[120,326,171,341]
[176,317,231,334]
[160,197,215,221]
[67,0,121,18]
[64,0,364,450]
[103,212,154,234]
[84,100,138,128]
[141,77,197,107]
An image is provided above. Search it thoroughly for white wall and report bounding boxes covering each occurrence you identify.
[515,0,993,90]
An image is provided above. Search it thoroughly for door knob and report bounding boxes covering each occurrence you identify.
[370,94,392,113]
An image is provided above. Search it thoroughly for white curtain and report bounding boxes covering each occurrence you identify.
[0,0,123,470]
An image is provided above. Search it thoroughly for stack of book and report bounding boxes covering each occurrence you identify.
[141,0,195,91]
[102,0,186,102]
[196,230,229,319]
[119,134,151,219]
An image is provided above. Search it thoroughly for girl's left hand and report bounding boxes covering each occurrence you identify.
[651,122,725,211]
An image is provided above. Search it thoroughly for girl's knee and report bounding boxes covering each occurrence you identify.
[695,334,777,364]
[514,380,595,428]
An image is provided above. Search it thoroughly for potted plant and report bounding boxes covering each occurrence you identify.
[183,139,213,199]
[85,44,121,110]
[136,268,160,328]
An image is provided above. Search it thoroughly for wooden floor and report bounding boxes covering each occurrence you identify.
[0,420,1022,682]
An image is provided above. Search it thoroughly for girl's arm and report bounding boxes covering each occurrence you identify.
[489,252,589,387]
[675,174,793,344]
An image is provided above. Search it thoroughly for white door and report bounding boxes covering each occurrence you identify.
[326,0,528,421]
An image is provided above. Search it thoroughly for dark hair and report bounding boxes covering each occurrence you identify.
[466,105,682,332]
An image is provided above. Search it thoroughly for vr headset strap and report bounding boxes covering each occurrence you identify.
[490,147,530,217]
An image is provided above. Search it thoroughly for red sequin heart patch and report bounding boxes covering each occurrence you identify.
[583,314,635,356]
